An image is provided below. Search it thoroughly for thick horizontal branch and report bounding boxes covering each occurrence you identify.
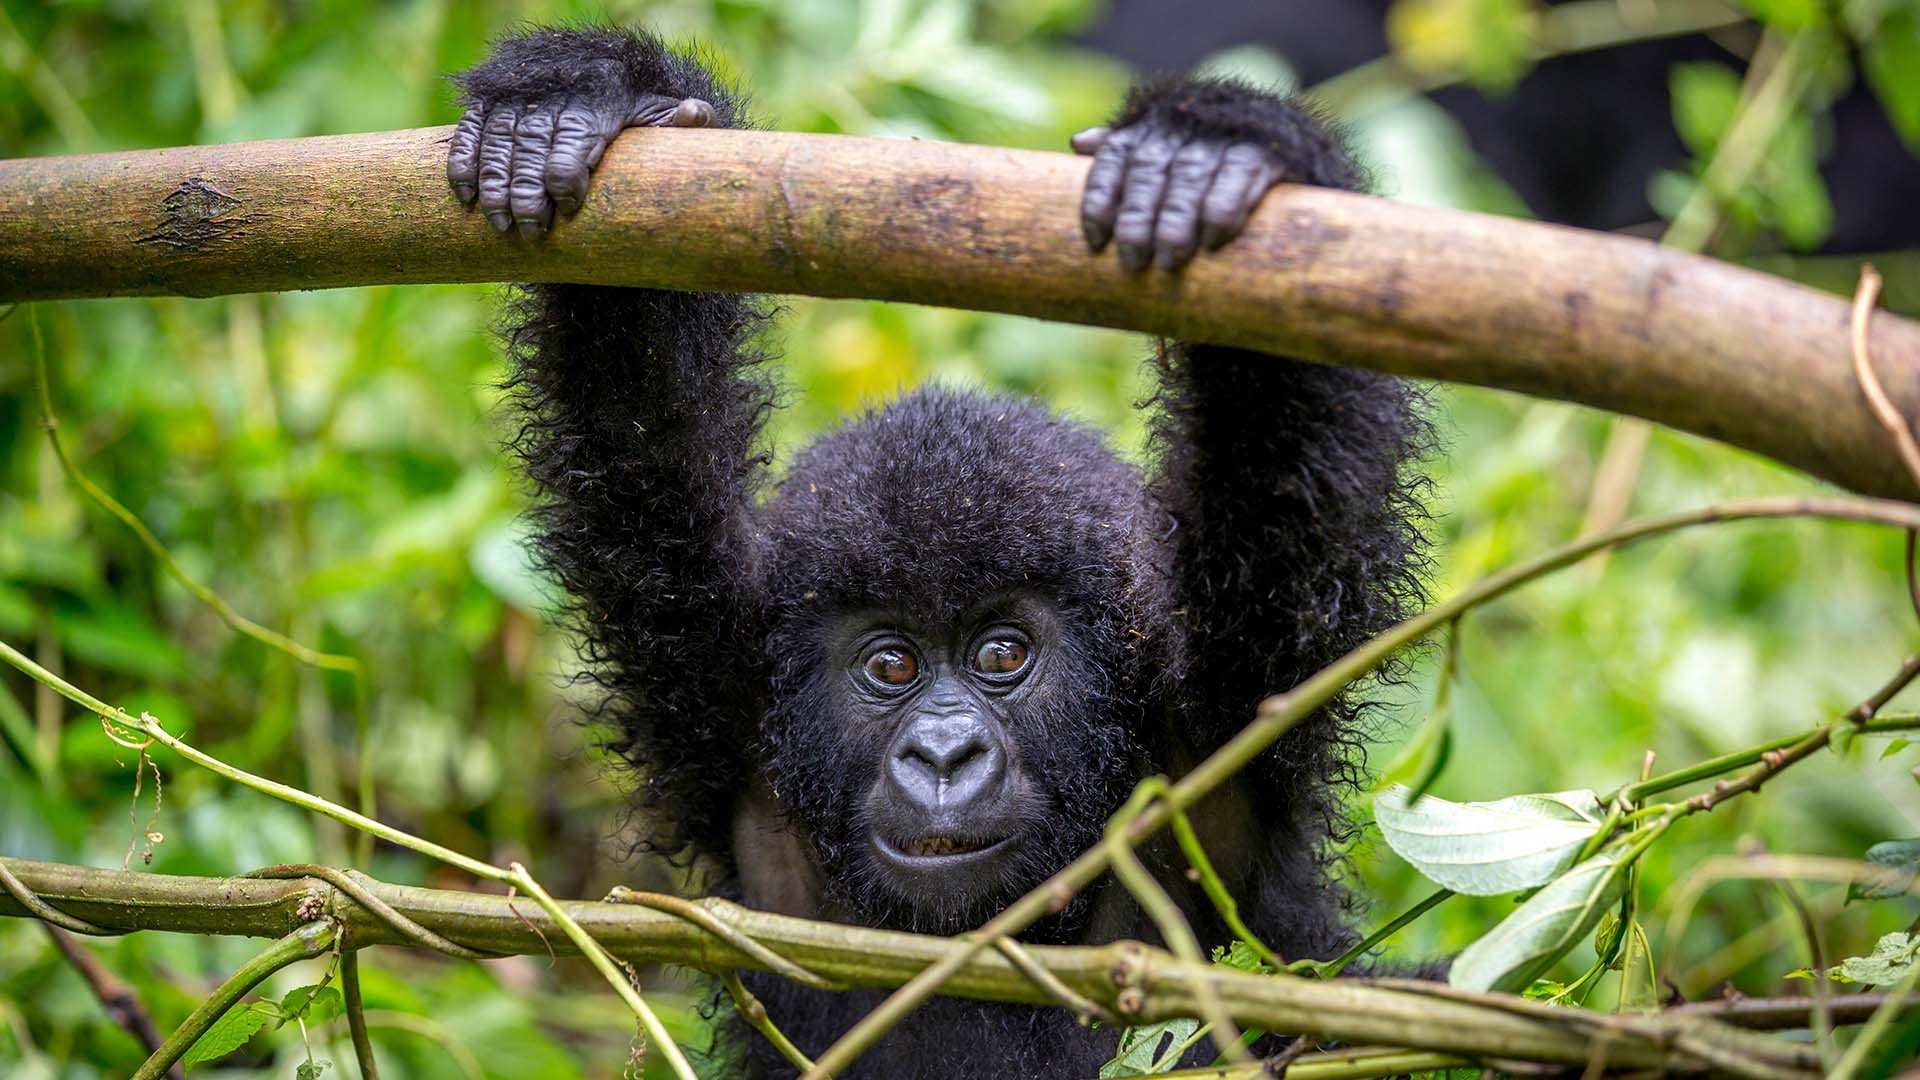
[3,127,1919,499]
[0,858,1828,1075]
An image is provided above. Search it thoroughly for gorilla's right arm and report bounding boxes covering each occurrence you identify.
[450,28,771,859]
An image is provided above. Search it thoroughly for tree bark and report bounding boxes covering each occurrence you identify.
[2,126,1917,499]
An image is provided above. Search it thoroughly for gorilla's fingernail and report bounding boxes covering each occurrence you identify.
[1200,223,1231,251]
[1118,244,1149,272]
[1070,127,1109,155]
[675,98,714,127]
[1081,219,1110,252]
[516,218,545,239]
[487,211,513,233]
[452,182,476,204]
[555,197,580,216]
[1155,246,1192,271]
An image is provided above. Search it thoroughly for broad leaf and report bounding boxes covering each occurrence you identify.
[1375,786,1605,896]
[1449,853,1627,992]
[181,1003,270,1069]
[1839,932,1920,985]
[1849,838,1920,902]
[1098,1017,1200,1077]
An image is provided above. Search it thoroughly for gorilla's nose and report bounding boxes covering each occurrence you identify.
[887,712,1006,813]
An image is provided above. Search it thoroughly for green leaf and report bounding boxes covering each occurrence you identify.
[180,1002,270,1069]
[1838,932,1920,985]
[1449,853,1628,992]
[1669,61,1743,156]
[278,984,344,1027]
[1099,1018,1200,1077]
[1881,738,1911,760]
[1211,939,1274,974]
[1737,0,1826,27]
[1849,839,1920,902]
[295,1061,331,1080]
[1375,786,1605,896]
[1831,719,1860,757]
[1380,707,1453,802]
[1863,11,1920,151]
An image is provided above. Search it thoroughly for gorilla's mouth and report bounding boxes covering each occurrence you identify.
[875,831,1010,864]
[901,834,991,857]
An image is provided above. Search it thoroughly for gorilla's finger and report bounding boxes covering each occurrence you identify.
[448,107,484,205]
[476,105,521,233]
[1199,144,1278,251]
[1079,125,1143,252]
[1154,138,1227,269]
[546,105,611,216]
[509,105,560,237]
[1069,127,1110,156]
[1112,126,1188,272]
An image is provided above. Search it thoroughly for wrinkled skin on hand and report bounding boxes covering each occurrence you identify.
[447,78,713,237]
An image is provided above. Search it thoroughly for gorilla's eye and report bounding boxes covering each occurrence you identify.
[864,648,919,687]
[972,639,1031,677]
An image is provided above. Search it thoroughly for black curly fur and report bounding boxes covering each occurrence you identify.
[466,26,1431,1078]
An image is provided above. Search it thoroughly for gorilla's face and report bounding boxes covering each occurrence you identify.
[763,594,1143,933]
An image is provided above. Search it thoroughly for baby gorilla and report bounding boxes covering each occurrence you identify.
[452,25,1427,1078]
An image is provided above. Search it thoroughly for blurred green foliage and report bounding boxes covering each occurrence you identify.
[1,0,1918,1077]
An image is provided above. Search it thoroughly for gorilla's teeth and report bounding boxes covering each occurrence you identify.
[906,835,985,857]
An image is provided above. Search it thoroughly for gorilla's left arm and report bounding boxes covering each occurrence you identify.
[1083,78,1431,794]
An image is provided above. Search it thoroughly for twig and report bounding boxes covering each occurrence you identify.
[41,923,181,1079]
[721,971,816,1073]
[133,920,336,1080]
[341,950,379,1080]
[246,864,497,960]
[1106,779,1252,1065]
[504,863,696,1080]
[1301,889,1454,980]
[994,938,1119,1025]
[1767,878,1832,1064]
[1850,265,1920,488]
[605,887,840,990]
[1613,713,1920,803]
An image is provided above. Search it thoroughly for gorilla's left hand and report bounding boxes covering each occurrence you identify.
[1076,80,1360,271]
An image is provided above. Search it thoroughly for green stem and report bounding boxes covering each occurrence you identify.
[1614,714,1920,803]
[1105,780,1251,1065]
[1164,794,1284,970]
[133,920,335,1080]
[1302,888,1454,979]
[505,864,696,1080]
[722,971,815,1073]
[342,950,379,1080]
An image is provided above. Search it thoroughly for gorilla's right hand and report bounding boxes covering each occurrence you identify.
[448,42,715,239]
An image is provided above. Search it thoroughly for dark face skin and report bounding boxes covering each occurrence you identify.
[826,596,1063,912]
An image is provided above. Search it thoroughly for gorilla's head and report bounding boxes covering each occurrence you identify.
[756,387,1176,932]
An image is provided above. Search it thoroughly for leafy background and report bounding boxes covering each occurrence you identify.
[2,0,1919,1076]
